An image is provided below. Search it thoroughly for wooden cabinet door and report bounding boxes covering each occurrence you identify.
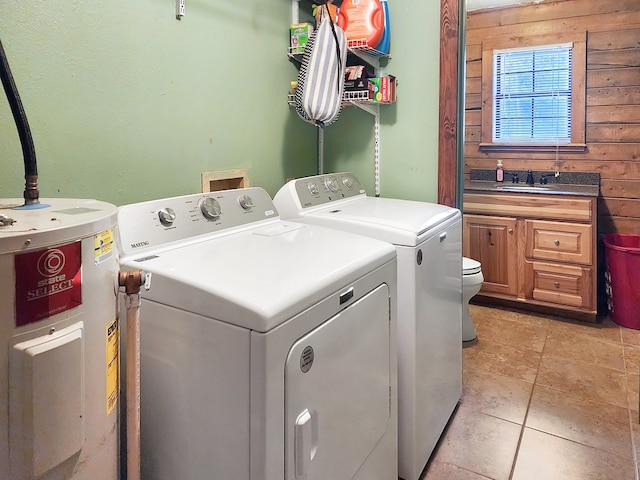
[463,214,517,296]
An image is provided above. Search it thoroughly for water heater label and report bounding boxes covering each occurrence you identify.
[14,242,83,327]
[106,317,119,415]
[94,229,115,265]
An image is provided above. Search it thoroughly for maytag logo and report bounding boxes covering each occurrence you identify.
[131,240,150,249]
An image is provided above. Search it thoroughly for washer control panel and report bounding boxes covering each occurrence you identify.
[293,172,366,209]
[117,187,278,257]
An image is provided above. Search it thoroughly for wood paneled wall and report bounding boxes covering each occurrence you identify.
[464,0,640,234]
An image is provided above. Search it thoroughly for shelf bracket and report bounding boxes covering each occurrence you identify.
[292,0,300,24]
[350,102,381,196]
[317,128,324,175]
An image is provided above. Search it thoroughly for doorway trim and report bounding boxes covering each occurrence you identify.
[438,0,461,207]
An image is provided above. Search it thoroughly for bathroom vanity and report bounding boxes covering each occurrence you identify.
[463,175,599,322]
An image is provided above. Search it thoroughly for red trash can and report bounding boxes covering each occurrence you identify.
[603,234,640,329]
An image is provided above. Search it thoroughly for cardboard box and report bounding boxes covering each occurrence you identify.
[290,23,313,55]
[369,76,397,103]
[344,78,370,92]
[343,64,374,99]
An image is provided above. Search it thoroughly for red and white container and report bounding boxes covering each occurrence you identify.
[337,0,385,48]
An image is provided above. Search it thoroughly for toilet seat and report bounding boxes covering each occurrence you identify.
[463,257,481,276]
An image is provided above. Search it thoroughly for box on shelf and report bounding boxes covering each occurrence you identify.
[290,23,313,54]
[344,78,370,93]
[369,76,397,103]
[343,64,374,97]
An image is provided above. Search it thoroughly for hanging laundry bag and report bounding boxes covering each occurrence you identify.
[295,3,347,128]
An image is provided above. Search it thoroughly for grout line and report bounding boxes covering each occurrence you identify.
[619,325,639,480]
[622,340,640,480]
[507,317,550,479]
[628,408,639,480]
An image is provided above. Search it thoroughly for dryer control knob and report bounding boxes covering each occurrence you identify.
[158,207,176,226]
[342,176,353,189]
[325,176,339,192]
[200,197,221,220]
[238,195,254,210]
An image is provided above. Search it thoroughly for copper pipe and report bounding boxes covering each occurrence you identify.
[119,270,144,480]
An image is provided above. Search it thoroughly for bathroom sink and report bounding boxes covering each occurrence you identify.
[494,184,553,192]
[464,180,600,197]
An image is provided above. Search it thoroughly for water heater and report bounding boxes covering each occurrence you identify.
[0,198,119,480]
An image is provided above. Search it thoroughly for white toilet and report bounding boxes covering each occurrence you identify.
[462,257,484,342]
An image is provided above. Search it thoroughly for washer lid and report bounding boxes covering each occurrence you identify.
[120,222,396,332]
[463,257,481,275]
[294,197,460,247]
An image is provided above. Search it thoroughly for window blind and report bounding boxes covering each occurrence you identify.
[493,43,572,143]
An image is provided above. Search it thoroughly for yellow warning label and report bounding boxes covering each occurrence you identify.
[106,317,119,415]
[94,229,114,265]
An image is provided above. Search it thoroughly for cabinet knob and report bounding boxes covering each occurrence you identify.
[554,281,560,288]
[554,239,560,246]
[508,228,514,234]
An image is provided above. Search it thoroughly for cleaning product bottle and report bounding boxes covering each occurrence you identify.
[376,0,390,54]
[337,0,384,49]
[496,159,504,182]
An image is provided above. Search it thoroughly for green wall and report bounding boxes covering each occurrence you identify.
[1,1,441,206]
[325,3,442,202]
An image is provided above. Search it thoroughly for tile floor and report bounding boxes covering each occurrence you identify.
[422,304,640,480]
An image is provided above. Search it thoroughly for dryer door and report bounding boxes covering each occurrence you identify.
[285,284,391,480]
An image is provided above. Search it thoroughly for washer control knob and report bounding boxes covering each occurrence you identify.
[158,207,176,226]
[307,182,319,195]
[200,197,221,220]
[325,176,339,192]
[238,195,254,210]
[342,176,353,189]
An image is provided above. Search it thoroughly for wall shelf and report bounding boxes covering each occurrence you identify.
[289,0,393,195]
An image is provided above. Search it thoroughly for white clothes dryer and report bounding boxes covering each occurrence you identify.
[116,188,398,480]
[274,173,462,480]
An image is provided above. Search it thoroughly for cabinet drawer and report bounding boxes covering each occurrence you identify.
[464,193,594,222]
[526,261,593,309]
[525,220,592,265]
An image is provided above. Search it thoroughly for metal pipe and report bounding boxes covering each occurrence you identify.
[317,128,324,174]
[119,270,145,480]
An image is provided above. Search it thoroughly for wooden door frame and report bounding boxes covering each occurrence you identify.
[438,0,460,207]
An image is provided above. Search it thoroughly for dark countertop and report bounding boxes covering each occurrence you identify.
[466,170,600,197]
[464,180,600,197]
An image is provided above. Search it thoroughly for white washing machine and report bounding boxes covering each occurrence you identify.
[274,173,462,480]
[116,187,398,480]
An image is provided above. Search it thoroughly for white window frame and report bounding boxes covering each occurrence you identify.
[492,42,573,145]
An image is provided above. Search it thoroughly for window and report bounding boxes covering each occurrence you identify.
[493,44,572,144]
[479,33,586,152]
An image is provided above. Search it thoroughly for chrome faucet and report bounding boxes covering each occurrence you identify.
[526,170,534,186]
